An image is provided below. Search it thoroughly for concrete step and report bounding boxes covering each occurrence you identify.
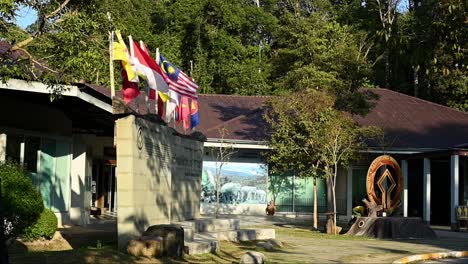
[177,218,241,233]
[200,229,276,242]
[183,227,194,241]
[236,229,275,241]
[184,238,219,255]
[183,228,275,255]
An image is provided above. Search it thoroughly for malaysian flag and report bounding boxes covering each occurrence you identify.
[157,52,198,99]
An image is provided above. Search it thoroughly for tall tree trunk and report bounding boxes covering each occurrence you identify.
[413,66,419,97]
[313,177,318,230]
[333,164,338,235]
[384,49,390,88]
[215,171,220,218]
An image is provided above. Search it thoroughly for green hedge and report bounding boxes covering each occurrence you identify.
[22,208,58,241]
[0,162,44,239]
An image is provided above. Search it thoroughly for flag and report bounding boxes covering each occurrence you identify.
[157,95,164,119]
[157,51,198,99]
[131,40,170,100]
[113,31,138,82]
[165,90,180,122]
[179,96,190,130]
[121,67,140,104]
[113,31,139,103]
[190,99,199,129]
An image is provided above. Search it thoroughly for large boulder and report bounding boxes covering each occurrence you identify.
[142,224,184,257]
[346,217,437,239]
[240,251,266,264]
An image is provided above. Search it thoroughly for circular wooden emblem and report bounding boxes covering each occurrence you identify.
[366,155,403,211]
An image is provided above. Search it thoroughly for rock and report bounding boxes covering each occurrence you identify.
[267,239,283,248]
[256,241,274,252]
[142,224,184,257]
[127,237,163,258]
[142,239,162,258]
[127,239,145,257]
[240,251,266,264]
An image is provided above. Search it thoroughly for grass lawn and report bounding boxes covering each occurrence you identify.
[9,224,467,263]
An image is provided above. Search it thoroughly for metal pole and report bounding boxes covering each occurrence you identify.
[0,177,9,264]
[292,172,295,213]
[109,31,115,98]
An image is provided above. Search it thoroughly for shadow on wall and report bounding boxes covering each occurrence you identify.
[35,139,69,224]
[117,115,204,249]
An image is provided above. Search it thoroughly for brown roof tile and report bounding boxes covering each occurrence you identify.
[197,94,270,141]
[197,89,468,148]
[353,88,468,149]
[81,83,468,149]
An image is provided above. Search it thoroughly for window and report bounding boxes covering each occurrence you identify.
[24,136,40,173]
[6,134,22,163]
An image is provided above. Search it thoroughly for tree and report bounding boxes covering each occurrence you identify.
[264,90,334,230]
[210,128,236,218]
[265,90,380,231]
[270,9,374,114]
[318,109,372,234]
[268,173,293,205]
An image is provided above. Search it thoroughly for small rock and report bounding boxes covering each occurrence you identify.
[143,238,163,258]
[240,251,266,264]
[256,241,274,252]
[127,239,145,257]
[267,239,283,248]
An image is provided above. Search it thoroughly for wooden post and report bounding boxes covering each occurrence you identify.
[109,31,115,98]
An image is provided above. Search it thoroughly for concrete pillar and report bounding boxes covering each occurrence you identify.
[0,133,6,162]
[70,137,89,226]
[423,158,431,224]
[402,160,408,217]
[450,155,459,230]
[347,168,353,219]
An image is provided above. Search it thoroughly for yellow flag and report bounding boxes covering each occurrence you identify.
[158,91,170,102]
[113,30,136,81]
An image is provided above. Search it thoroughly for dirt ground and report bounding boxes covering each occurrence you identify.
[8,215,468,263]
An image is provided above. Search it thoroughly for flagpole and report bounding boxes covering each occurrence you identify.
[109,31,115,98]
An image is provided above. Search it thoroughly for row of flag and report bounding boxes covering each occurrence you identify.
[112,30,199,130]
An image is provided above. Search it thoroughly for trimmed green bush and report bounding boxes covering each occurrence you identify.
[0,161,44,239]
[22,208,57,241]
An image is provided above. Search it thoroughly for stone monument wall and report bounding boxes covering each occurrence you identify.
[116,115,203,249]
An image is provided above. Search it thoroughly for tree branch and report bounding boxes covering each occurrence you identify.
[45,0,71,20]
[10,0,72,51]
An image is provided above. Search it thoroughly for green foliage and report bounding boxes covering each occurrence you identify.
[22,208,58,241]
[152,0,277,95]
[1,0,465,111]
[271,11,373,113]
[0,161,44,239]
[264,90,335,178]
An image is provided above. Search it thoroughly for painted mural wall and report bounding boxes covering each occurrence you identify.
[201,161,268,205]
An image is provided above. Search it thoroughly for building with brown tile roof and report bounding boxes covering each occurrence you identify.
[195,89,468,151]
[2,78,467,227]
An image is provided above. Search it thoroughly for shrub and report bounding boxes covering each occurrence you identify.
[22,208,57,241]
[0,162,44,239]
